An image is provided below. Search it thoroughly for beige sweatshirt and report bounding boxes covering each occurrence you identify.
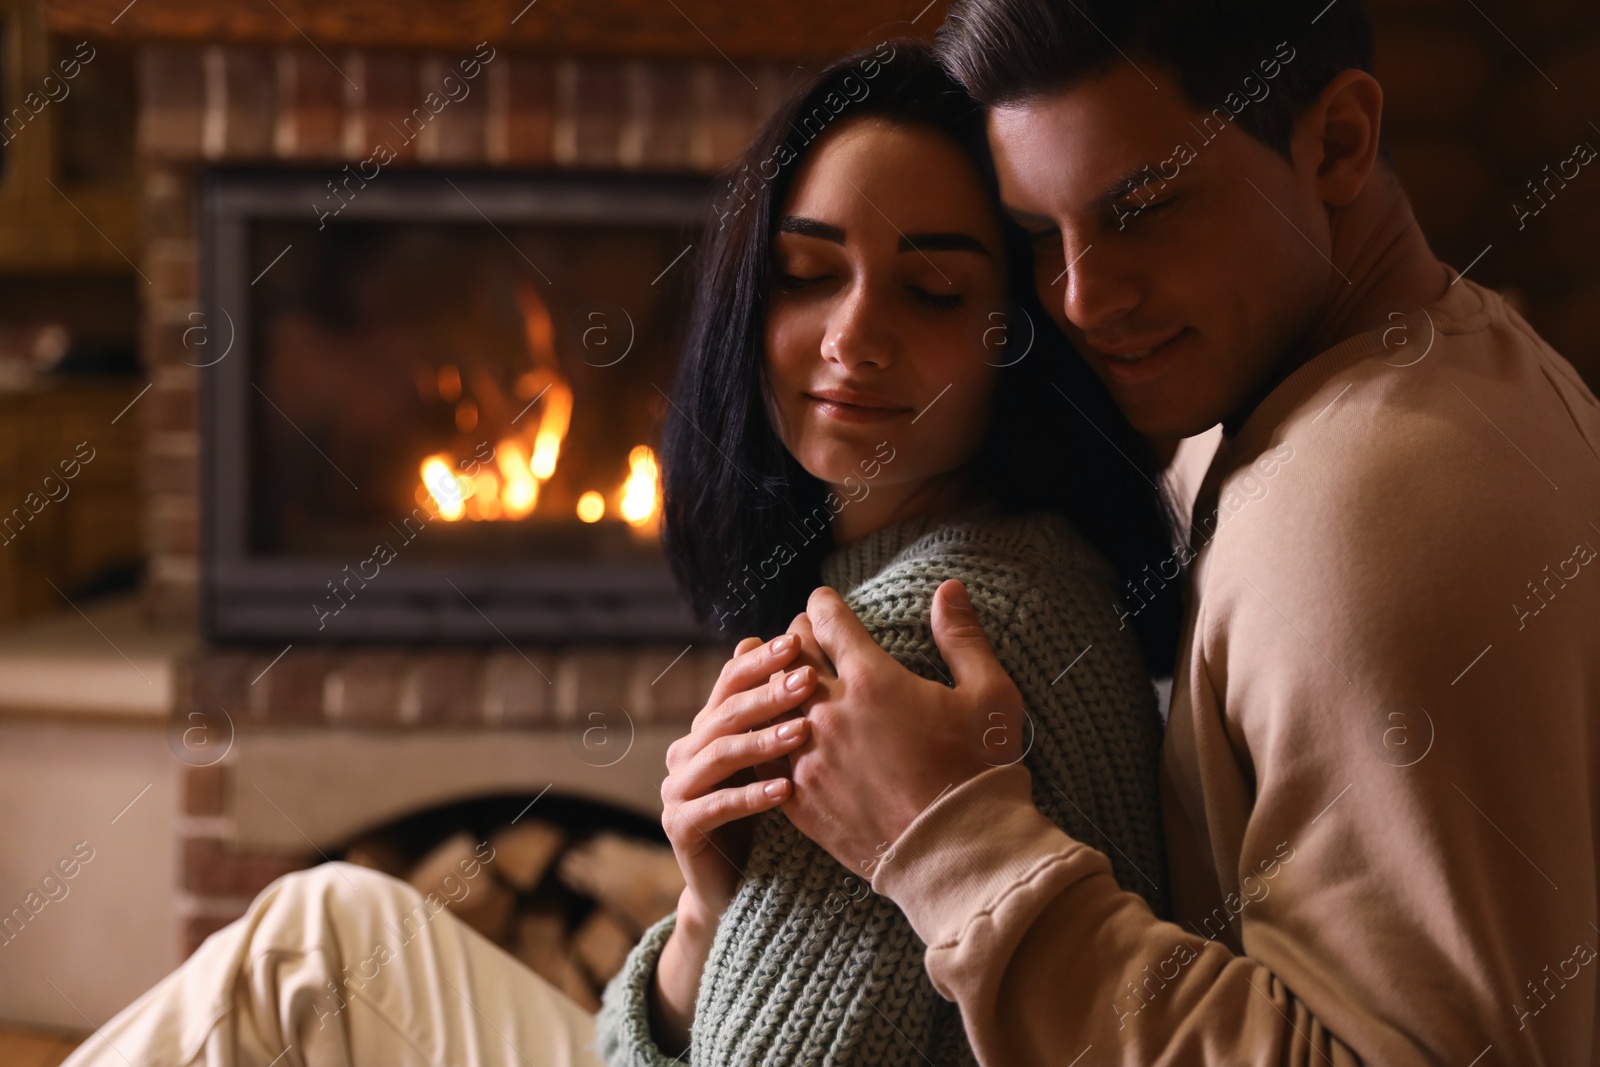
[871,278,1600,1065]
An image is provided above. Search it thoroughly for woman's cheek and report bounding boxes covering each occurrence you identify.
[922,319,998,464]
[765,303,825,380]
[763,312,807,435]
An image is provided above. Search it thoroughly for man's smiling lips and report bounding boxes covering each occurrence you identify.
[806,388,915,423]
[1084,327,1192,386]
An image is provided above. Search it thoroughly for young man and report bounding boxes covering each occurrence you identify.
[750,0,1600,1063]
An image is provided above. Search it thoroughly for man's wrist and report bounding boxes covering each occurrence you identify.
[870,764,1087,949]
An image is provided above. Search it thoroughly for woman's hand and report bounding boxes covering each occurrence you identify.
[650,632,818,1053]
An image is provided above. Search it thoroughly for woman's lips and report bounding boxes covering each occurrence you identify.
[806,392,913,423]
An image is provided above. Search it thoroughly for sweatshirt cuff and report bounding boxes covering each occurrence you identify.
[871,764,1091,955]
[594,912,685,1067]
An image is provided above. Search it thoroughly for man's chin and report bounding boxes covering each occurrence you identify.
[1072,355,1220,442]
[1116,391,1227,443]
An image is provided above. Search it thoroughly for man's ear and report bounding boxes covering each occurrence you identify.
[1298,69,1385,209]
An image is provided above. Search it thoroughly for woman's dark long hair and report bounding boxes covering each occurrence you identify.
[659,40,1185,674]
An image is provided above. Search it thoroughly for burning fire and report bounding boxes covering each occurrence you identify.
[413,285,660,528]
[576,491,605,523]
[417,433,659,528]
[420,457,465,521]
[619,445,660,528]
[495,439,538,519]
[530,382,571,480]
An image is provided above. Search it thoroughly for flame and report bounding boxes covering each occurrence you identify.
[530,381,572,481]
[421,456,465,521]
[468,468,502,521]
[514,368,554,399]
[437,364,462,402]
[576,491,605,523]
[619,445,660,528]
[516,283,573,484]
[410,286,601,525]
[496,438,538,519]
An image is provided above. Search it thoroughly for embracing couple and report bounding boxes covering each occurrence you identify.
[67,1,1600,1065]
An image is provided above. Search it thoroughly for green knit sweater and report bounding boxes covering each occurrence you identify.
[596,511,1168,1066]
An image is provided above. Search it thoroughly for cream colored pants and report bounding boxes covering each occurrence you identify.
[61,863,605,1067]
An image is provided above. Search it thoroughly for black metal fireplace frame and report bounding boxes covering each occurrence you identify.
[199,168,711,644]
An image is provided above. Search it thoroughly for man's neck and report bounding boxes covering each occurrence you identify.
[1223,168,1453,435]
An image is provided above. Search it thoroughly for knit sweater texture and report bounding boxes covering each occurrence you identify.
[595,511,1168,1066]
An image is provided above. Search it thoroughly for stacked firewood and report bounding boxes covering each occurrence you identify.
[344,821,685,1010]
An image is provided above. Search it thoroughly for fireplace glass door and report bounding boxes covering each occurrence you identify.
[202,172,709,641]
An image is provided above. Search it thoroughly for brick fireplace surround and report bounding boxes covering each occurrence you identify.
[126,35,823,953]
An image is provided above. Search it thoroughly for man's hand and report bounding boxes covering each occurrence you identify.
[782,579,1025,877]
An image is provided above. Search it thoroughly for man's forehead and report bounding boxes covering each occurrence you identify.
[985,66,1241,211]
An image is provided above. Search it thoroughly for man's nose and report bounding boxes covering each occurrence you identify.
[1055,239,1142,335]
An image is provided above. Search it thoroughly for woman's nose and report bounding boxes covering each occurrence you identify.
[821,283,895,370]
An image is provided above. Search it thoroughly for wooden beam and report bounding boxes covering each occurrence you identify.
[42,0,947,61]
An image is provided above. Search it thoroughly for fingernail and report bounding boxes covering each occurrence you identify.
[947,582,971,610]
[784,667,810,692]
[777,718,805,740]
[772,634,797,654]
[763,780,788,799]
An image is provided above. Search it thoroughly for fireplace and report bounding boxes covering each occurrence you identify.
[125,37,801,954]
[202,170,710,642]
[41,0,937,955]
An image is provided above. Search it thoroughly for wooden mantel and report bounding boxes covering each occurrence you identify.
[43,0,947,60]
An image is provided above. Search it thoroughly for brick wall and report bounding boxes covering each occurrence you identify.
[173,641,724,952]
[179,643,719,729]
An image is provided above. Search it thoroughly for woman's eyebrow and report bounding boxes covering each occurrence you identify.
[898,232,992,257]
[778,216,846,243]
[777,216,991,258]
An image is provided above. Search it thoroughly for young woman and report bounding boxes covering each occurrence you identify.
[595,42,1180,1067]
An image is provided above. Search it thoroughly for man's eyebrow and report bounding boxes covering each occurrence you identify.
[1003,167,1185,227]
[1087,165,1178,213]
[898,232,992,257]
[778,216,845,243]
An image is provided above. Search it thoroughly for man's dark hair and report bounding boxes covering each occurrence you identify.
[936,0,1379,158]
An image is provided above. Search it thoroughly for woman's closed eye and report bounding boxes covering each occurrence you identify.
[909,285,963,310]
[775,271,831,292]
